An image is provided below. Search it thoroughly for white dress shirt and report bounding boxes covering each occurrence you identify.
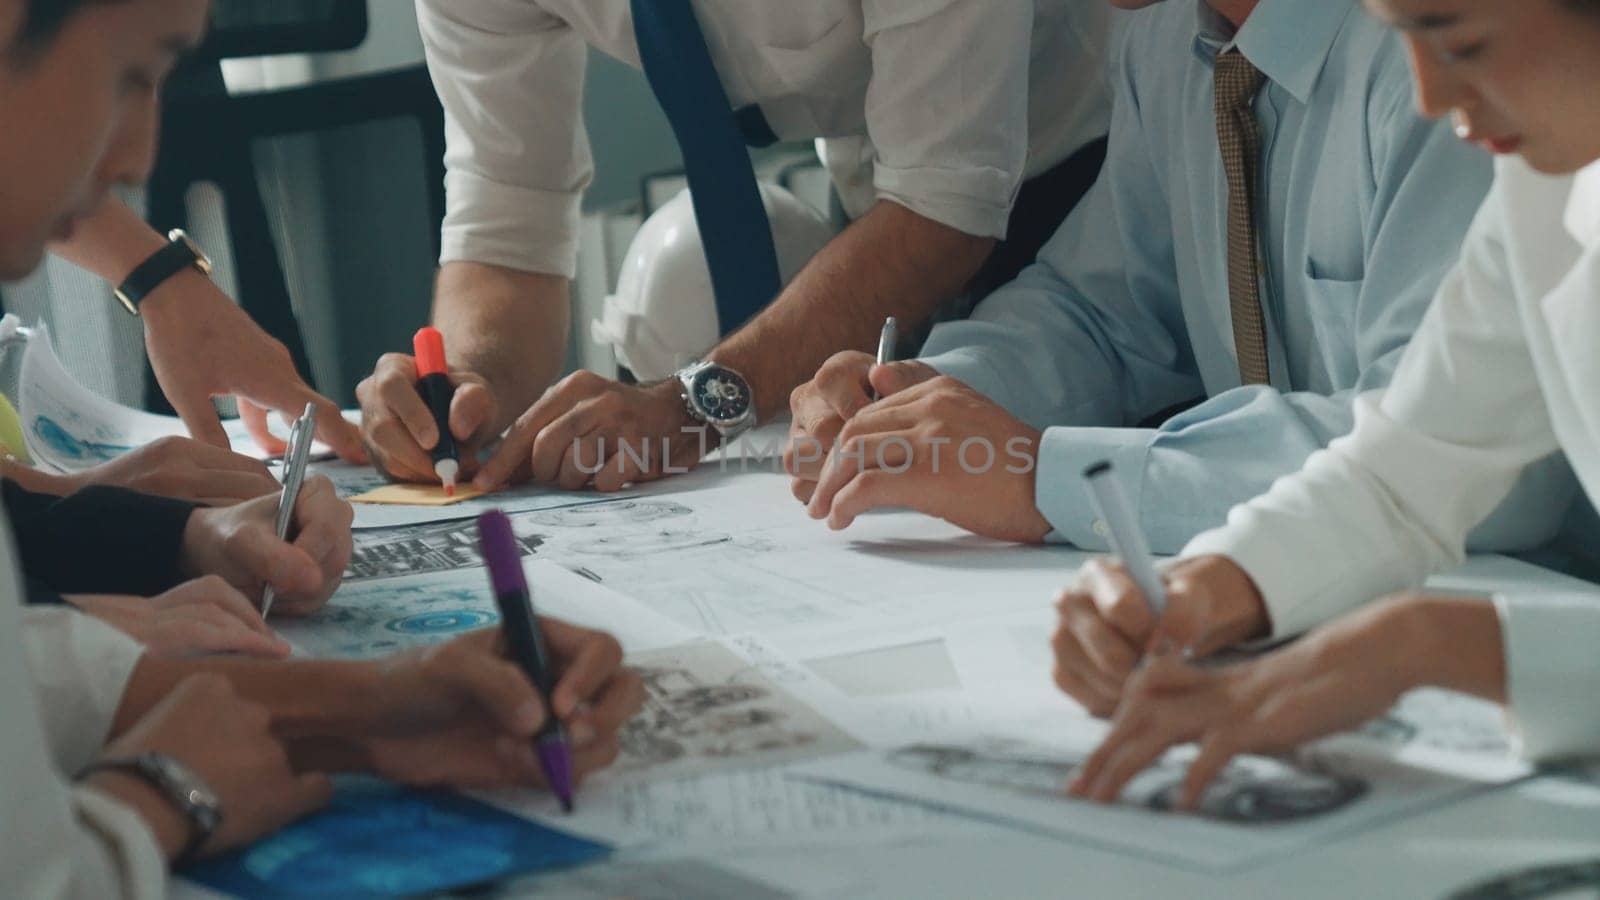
[1184,157,1600,762]
[415,0,1112,279]
[0,515,161,898]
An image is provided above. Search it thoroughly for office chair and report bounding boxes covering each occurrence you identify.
[140,0,446,415]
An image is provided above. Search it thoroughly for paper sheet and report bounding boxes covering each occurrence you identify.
[279,560,694,658]
[17,323,343,466]
[484,858,796,899]
[349,482,486,505]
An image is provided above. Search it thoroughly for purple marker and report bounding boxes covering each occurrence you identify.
[477,510,575,812]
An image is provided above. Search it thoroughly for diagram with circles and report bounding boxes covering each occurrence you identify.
[276,574,502,659]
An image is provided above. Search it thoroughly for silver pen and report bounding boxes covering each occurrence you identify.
[260,403,318,618]
[1081,460,1168,618]
[871,316,898,401]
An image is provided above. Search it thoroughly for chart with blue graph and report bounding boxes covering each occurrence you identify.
[182,779,609,899]
[276,570,504,659]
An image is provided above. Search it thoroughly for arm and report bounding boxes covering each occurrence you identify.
[1183,163,1569,639]
[712,201,991,421]
[1013,63,1558,554]
[3,481,194,599]
[47,199,364,460]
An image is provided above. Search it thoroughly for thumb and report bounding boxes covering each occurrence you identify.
[870,360,938,398]
[449,648,549,737]
[237,526,323,596]
[170,387,232,450]
[1147,595,1210,658]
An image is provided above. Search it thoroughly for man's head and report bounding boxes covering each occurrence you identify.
[0,0,208,280]
[1367,0,1600,174]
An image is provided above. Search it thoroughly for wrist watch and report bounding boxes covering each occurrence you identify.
[113,228,214,316]
[81,752,223,861]
[674,361,756,441]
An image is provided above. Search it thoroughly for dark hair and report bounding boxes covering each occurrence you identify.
[9,0,124,56]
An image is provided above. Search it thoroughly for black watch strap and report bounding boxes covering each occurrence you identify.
[114,229,212,316]
[80,752,223,862]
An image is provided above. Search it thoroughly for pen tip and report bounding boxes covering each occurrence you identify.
[444,481,455,498]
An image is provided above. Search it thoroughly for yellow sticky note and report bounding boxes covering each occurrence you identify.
[349,483,486,506]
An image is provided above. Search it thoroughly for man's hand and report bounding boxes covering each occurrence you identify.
[356,353,500,484]
[358,623,645,789]
[90,673,331,860]
[1050,556,1271,717]
[179,474,354,616]
[473,372,704,494]
[62,436,279,505]
[141,271,365,462]
[785,352,939,502]
[65,579,291,658]
[1067,595,1481,811]
[803,375,1051,543]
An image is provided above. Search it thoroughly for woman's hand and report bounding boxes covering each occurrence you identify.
[1069,594,1500,811]
[66,578,290,658]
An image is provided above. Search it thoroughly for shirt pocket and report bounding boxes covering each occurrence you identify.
[1299,271,1362,386]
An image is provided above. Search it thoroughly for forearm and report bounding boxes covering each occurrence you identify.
[47,198,166,284]
[114,656,384,747]
[709,200,993,421]
[432,261,571,433]
[1399,595,1507,703]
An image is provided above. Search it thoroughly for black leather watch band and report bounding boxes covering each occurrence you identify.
[114,229,212,316]
[80,752,223,862]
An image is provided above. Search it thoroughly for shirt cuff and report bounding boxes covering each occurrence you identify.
[1182,523,1324,639]
[1493,592,1600,763]
[874,164,1017,240]
[1034,425,1153,550]
[440,169,583,279]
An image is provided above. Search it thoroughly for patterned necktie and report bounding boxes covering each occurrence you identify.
[1214,49,1271,386]
[631,0,783,336]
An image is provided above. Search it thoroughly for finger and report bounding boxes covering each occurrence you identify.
[475,394,569,491]
[197,470,283,504]
[570,668,644,742]
[168,390,233,451]
[370,355,439,451]
[291,476,352,565]
[363,417,439,483]
[570,736,622,782]
[529,405,594,485]
[790,477,817,505]
[184,581,278,641]
[1087,732,1176,805]
[544,621,624,719]
[868,360,940,398]
[1050,622,1124,717]
[238,399,288,457]
[1180,731,1242,812]
[170,618,292,658]
[813,352,876,420]
[449,642,550,737]
[286,772,334,816]
[555,429,606,492]
[228,520,324,597]
[449,380,497,445]
[1061,592,1141,686]
[824,466,928,532]
[312,408,367,465]
[1082,559,1157,645]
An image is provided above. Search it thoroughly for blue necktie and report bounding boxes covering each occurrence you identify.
[631,0,783,336]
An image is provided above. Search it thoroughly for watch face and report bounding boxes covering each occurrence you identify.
[689,367,751,424]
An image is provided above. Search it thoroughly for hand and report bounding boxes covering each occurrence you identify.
[473,371,705,494]
[785,352,939,502]
[804,375,1051,542]
[356,353,500,485]
[357,623,644,790]
[1067,595,1456,811]
[1051,556,1270,717]
[179,474,354,617]
[89,673,331,860]
[141,270,366,462]
[61,436,279,505]
[65,579,291,658]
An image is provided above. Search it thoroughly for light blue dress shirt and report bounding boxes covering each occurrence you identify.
[920,0,1575,553]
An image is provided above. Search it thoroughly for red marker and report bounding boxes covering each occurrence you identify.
[413,327,460,495]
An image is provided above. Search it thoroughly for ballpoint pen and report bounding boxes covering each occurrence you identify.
[1081,460,1169,619]
[871,316,898,401]
[260,402,317,618]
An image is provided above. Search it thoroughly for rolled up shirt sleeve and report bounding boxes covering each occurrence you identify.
[860,0,1034,239]
[417,0,594,278]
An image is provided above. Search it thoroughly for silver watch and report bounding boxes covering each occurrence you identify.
[82,752,222,860]
[675,361,755,441]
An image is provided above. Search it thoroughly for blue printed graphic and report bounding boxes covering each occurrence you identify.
[387,609,497,634]
[32,415,134,463]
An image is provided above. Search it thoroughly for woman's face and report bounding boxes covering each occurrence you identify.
[0,0,207,280]
[1367,0,1600,174]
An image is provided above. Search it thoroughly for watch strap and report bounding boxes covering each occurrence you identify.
[80,752,221,861]
[114,231,208,315]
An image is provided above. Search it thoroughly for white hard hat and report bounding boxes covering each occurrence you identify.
[591,184,836,383]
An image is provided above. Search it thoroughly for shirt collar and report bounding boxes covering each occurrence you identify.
[1191,0,1355,105]
[1565,159,1600,250]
